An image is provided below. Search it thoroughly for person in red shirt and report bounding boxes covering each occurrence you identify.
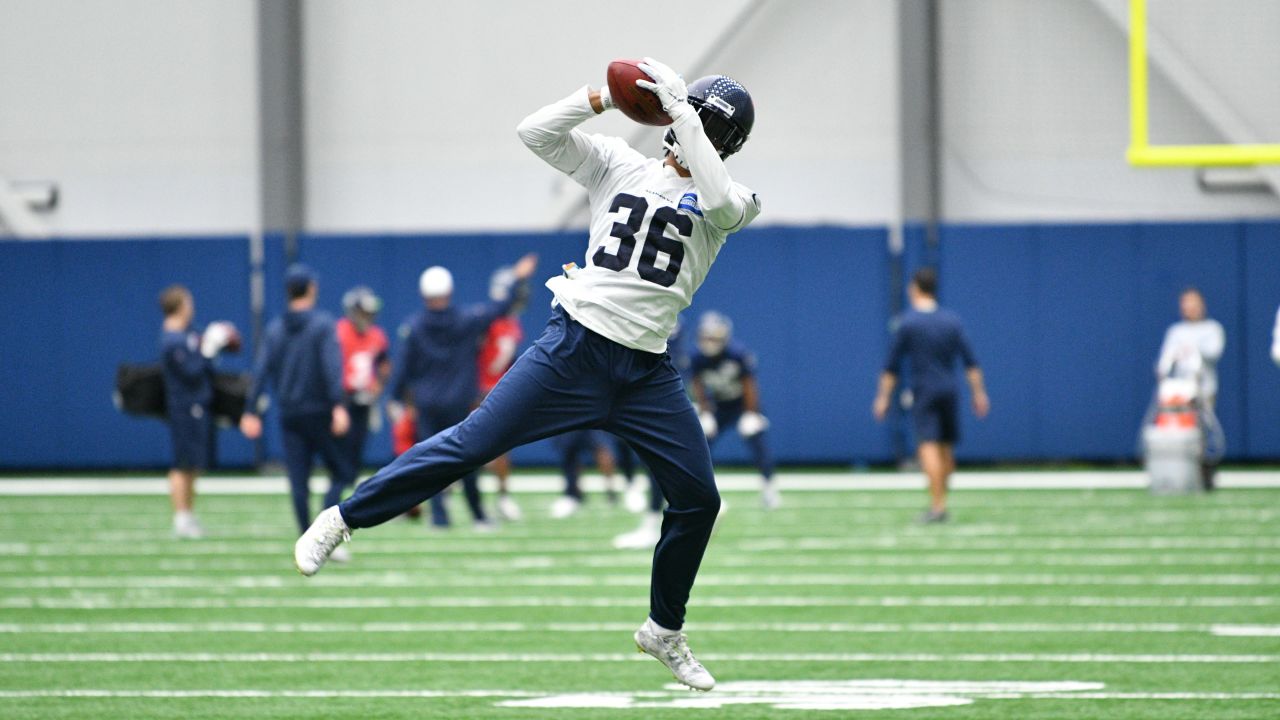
[336,286,391,488]
[477,267,529,521]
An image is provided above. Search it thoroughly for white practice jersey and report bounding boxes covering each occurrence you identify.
[519,86,760,353]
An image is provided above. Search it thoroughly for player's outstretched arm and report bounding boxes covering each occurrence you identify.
[637,58,748,231]
[516,85,611,176]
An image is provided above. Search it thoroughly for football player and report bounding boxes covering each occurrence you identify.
[549,429,621,519]
[336,286,390,482]
[477,266,531,522]
[689,311,779,510]
[296,58,758,691]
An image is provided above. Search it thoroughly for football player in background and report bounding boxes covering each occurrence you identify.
[296,58,758,691]
[690,311,779,509]
[158,284,235,539]
[549,429,621,519]
[240,265,353,547]
[874,268,989,523]
[337,286,390,479]
[387,256,537,530]
[477,266,531,522]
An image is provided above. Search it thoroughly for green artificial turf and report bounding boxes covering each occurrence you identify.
[0,482,1277,719]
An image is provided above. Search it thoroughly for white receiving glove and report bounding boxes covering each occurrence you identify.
[200,322,232,359]
[737,411,770,438]
[699,410,718,439]
[635,56,688,113]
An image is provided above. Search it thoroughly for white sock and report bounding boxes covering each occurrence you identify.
[174,510,194,524]
[645,617,679,637]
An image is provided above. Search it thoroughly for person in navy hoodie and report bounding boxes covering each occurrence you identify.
[240,265,353,549]
[387,254,538,529]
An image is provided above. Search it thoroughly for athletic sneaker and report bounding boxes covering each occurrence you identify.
[172,512,204,540]
[496,494,523,522]
[634,621,715,691]
[549,495,581,519]
[624,481,648,514]
[612,512,662,549]
[917,509,949,524]
[761,480,781,511]
[294,506,351,576]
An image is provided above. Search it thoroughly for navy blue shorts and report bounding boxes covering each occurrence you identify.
[168,405,214,470]
[912,392,959,444]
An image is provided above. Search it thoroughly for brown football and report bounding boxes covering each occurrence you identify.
[607,59,672,126]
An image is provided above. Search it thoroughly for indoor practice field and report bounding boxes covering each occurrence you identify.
[1,471,1278,720]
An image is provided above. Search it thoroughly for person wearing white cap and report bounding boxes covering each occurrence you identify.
[387,254,538,529]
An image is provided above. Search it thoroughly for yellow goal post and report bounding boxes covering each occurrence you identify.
[1127,0,1280,166]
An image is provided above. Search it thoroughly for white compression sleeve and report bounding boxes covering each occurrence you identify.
[668,104,746,231]
[515,85,600,175]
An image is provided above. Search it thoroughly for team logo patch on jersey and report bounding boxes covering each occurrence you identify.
[678,193,703,217]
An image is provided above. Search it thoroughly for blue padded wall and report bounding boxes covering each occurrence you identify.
[0,237,257,467]
[2,220,1277,468]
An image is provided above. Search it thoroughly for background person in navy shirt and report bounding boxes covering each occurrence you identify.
[388,254,537,529]
[158,284,234,539]
[874,268,989,523]
[240,265,352,540]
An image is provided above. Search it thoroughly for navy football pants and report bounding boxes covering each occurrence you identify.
[615,435,666,513]
[282,412,354,533]
[341,307,719,630]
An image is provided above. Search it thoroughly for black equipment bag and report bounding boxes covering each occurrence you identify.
[115,363,251,425]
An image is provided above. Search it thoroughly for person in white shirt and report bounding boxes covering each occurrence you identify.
[1156,287,1225,408]
[293,58,759,691]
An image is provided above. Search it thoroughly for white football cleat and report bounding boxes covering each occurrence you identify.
[172,512,204,540]
[294,506,351,576]
[613,512,662,550]
[624,481,648,514]
[761,480,781,511]
[496,494,523,522]
[634,622,716,691]
[549,495,581,519]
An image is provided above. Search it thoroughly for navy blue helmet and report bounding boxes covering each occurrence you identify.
[664,75,754,162]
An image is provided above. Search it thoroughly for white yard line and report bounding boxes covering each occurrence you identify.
[0,651,1274,663]
[3,595,1276,610]
[1210,625,1280,637]
[4,536,1278,557]
[1,688,1276,703]
[2,572,1275,589]
[3,551,1271,573]
[1,470,1277,496]
[0,689,542,699]
[0,621,1266,635]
